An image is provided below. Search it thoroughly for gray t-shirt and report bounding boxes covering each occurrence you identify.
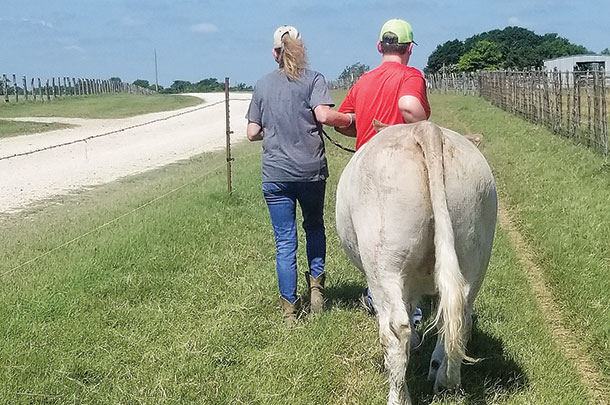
[246,68,334,182]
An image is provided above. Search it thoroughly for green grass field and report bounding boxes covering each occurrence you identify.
[0,93,202,119]
[0,119,73,139]
[0,93,607,403]
[0,93,203,139]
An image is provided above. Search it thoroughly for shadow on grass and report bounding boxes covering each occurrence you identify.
[324,280,366,310]
[408,313,528,404]
[321,290,528,404]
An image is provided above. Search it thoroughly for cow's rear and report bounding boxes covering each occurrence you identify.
[336,121,497,405]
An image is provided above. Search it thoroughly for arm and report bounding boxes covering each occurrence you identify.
[334,114,356,137]
[398,95,428,123]
[314,105,356,137]
[247,121,263,141]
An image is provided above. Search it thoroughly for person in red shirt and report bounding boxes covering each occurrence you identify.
[336,19,430,327]
[337,19,431,150]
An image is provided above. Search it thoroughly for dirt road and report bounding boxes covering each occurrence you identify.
[0,93,252,213]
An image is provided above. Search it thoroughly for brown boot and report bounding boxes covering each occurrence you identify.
[305,271,325,314]
[280,296,301,327]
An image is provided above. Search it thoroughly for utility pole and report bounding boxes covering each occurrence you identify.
[154,49,159,91]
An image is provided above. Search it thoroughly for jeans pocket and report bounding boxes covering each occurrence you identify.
[262,182,283,194]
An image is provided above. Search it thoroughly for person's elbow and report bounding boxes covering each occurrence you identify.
[398,95,428,124]
[314,106,332,125]
[247,122,263,141]
[401,108,428,123]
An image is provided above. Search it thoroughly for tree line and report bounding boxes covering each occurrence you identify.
[424,27,595,74]
[132,78,252,93]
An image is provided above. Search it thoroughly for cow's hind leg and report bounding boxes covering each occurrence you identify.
[370,278,413,405]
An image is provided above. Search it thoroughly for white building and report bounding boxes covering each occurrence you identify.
[544,55,610,72]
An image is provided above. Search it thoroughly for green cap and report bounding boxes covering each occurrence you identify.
[379,19,416,45]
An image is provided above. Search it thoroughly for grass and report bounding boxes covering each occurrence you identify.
[0,92,603,403]
[0,93,203,119]
[0,119,73,139]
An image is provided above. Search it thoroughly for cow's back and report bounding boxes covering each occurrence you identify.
[336,121,497,295]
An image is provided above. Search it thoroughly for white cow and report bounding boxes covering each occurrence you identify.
[336,120,497,405]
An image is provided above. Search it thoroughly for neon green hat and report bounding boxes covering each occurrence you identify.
[379,19,417,45]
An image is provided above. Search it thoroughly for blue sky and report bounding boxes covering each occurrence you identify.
[1,1,608,87]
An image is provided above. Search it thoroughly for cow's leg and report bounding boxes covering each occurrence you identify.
[370,278,413,405]
[428,325,445,383]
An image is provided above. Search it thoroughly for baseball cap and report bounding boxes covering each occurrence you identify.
[379,19,417,45]
[273,25,300,49]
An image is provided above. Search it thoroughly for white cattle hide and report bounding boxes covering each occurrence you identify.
[335,121,497,405]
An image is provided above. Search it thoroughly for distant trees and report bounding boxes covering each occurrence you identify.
[425,27,590,73]
[133,79,151,88]
[601,48,610,55]
[159,77,252,94]
[337,62,370,86]
[457,40,503,72]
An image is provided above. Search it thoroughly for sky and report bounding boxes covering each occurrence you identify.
[1,1,608,88]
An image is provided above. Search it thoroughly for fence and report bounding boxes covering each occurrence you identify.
[426,72,480,96]
[1,73,155,103]
[427,70,609,155]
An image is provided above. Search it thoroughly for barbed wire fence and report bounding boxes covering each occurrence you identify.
[426,70,609,155]
[1,73,154,103]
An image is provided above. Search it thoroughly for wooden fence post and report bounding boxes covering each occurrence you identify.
[3,74,8,102]
[12,74,18,102]
[23,76,28,101]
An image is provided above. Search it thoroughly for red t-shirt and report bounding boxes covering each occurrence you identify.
[338,62,431,150]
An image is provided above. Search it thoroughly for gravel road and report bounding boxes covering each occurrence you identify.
[0,92,252,213]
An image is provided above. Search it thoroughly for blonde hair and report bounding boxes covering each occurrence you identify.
[277,35,307,80]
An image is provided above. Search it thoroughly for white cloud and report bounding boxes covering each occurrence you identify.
[21,18,54,29]
[64,45,85,53]
[508,16,523,26]
[22,18,53,28]
[122,16,145,26]
[190,23,218,33]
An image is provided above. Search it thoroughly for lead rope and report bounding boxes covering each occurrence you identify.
[321,128,355,153]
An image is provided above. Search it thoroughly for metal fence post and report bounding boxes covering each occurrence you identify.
[225,77,234,195]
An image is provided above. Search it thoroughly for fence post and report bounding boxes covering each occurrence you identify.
[225,77,233,195]
[23,76,28,101]
[3,74,8,102]
[601,70,607,155]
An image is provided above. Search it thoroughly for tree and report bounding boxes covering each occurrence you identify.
[425,39,464,74]
[457,40,503,72]
[338,62,370,86]
[133,79,151,88]
[108,77,122,83]
[168,80,192,93]
[425,27,590,73]
[601,48,610,55]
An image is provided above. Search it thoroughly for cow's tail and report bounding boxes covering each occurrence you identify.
[414,122,470,383]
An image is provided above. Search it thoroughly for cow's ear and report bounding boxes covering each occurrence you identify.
[372,119,389,133]
[465,134,483,148]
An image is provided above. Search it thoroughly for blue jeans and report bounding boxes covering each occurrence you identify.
[262,181,326,304]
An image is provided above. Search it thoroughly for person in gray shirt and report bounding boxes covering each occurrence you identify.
[246,25,354,326]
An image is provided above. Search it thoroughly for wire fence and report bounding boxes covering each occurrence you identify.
[1,73,154,103]
[427,70,609,155]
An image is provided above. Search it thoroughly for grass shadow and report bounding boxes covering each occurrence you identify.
[408,313,528,404]
[322,280,366,310]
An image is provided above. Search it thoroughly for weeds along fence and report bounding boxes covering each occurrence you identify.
[1,73,155,103]
[427,70,609,155]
